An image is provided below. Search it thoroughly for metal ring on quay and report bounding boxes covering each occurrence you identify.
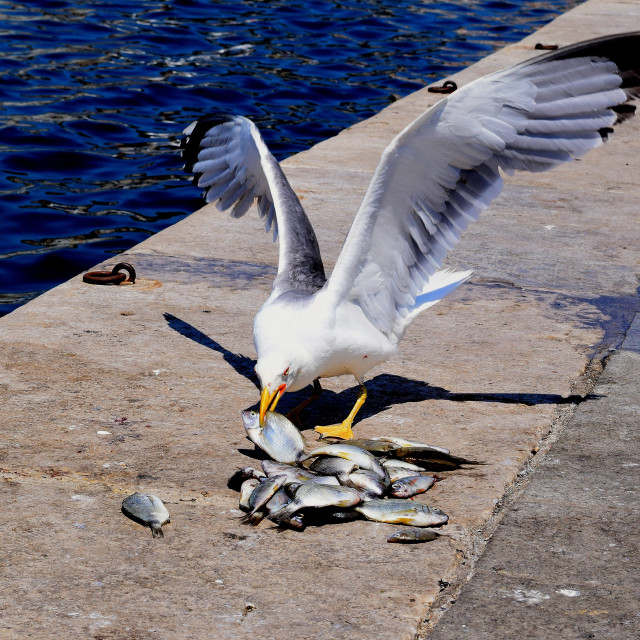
[82,262,136,285]
[427,80,457,94]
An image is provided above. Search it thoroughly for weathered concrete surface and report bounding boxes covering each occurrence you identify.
[425,313,640,640]
[0,1,639,638]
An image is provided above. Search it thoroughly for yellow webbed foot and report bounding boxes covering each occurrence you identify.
[315,383,367,440]
[315,421,354,440]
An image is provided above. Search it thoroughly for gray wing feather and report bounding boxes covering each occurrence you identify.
[182,114,326,295]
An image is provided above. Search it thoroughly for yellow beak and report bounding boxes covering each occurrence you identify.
[259,384,286,426]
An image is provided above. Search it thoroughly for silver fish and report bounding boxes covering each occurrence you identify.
[387,528,441,543]
[373,436,451,455]
[239,478,261,511]
[348,469,386,497]
[121,493,170,538]
[355,499,448,527]
[304,444,388,481]
[242,410,305,464]
[337,439,403,455]
[262,460,318,482]
[309,456,358,485]
[261,460,341,486]
[265,486,290,516]
[387,466,422,482]
[389,475,435,498]
[240,475,285,525]
[262,487,309,530]
[381,458,426,472]
[304,475,341,486]
[270,483,362,525]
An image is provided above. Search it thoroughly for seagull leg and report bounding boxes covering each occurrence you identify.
[315,383,367,440]
[286,379,322,426]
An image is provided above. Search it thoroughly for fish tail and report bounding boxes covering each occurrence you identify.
[239,511,265,526]
[150,523,164,538]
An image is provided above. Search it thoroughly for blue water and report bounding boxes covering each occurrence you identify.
[0,0,580,317]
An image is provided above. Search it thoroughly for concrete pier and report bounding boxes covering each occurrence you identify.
[1,0,638,638]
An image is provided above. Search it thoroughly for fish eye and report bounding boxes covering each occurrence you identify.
[282,366,289,376]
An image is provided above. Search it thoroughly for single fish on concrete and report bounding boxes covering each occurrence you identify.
[270,483,362,525]
[387,528,442,543]
[389,475,435,498]
[242,409,306,464]
[121,492,170,538]
[355,499,448,526]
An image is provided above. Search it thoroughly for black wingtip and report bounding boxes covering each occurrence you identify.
[181,112,236,171]
[528,32,640,110]
[611,101,637,124]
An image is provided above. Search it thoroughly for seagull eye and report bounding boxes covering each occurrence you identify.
[283,367,289,377]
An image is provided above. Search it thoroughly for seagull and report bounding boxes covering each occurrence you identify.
[182,32,639,439]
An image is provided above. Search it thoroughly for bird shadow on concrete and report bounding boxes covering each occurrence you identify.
[299,373,597,430]
[163,312,598,431]
[163,312,259,389]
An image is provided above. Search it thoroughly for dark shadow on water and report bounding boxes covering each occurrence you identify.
[164,313,600,430]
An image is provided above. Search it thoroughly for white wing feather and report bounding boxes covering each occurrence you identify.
[325,54,630,340]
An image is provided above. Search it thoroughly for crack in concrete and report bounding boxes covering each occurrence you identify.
[414,332,625,638]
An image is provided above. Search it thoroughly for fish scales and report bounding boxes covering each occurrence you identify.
[121,493,170,538]
[355,499,448,527]
[270,483,362,525]
[242,410,306,463]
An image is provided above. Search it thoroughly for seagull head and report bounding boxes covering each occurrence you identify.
[255,354,298,425]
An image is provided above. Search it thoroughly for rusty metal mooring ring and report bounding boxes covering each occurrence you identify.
[83,262,136,285]
[428,80,457,94]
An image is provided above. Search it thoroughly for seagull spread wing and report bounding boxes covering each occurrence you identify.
[324,32,640,341]
[182,114,326,295]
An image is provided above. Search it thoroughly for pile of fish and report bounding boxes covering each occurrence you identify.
[231,409,483,542]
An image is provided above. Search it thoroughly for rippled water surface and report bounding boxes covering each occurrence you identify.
[0,0,580,316]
